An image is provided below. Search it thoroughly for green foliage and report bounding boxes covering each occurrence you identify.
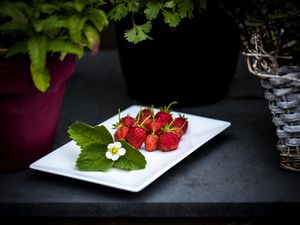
[68,122,113,149]
[108,0,207,43]
[68,121,147,172]
[0,0,108,92]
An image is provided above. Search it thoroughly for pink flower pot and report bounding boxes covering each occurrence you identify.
[0,55,77,173]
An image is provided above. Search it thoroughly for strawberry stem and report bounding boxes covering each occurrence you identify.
[167,101,178,111]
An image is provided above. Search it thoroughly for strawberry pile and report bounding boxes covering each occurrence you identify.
[113,102,188,152]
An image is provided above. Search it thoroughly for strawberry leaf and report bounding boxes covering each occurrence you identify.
[76,143,113,171]
[114,141,147,170]
[68,122,113,149]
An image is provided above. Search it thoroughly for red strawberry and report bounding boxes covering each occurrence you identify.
[172,127,184,139]
[158,131,180,151]
[155,101,177,125]
[126,125,148,149]
[113,109,130,140]
[147,119,164,134]
[139,114,152,126]
[139,105,154,117]
[121,115,135,127]
[172,114,188,134]
[145,134,158,151]
[114,126,129,141]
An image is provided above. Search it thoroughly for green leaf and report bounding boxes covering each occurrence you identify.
[108,3,129,21]
[127,0,140,13]
[114,141,147,170]
[68,16,87,44]
[5,41,27,58]
[163,11,181,27]
[47,40,84,57]
[68,122,113,149]
[164,1,175,9]
[124,21,153,44]
[0,21,30,32]
[83,24,100,55]
[178,0,194,19]
[76,144,114,171]
[32,16,67,32]
[36,3,60,14]
[0,2,27,21]
[27,36,50,92]
[144,1,162,20]
[245,16,264,27]
[86,8,109,32]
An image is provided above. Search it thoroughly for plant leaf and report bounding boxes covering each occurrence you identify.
[245,16,264,27]
[47,39,84,57]
[0,21,30,32]
[76,143,114,171]
[27,35,50,92]
[0,2,27,21]
[32,16,67,32]
[144,1,162,20]
[83,24,100,55]
[163,11,181,27]
[164,1,175,9]
[124,21,153,44]
[108,3,129,21]
[68,122,113,149]
[86,8,109,32]
[5,41,27,58]
[178,0,194,19]
[68,16,87,44]
[114,141,147,170]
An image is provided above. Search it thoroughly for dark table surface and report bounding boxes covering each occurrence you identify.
[0,51,299,218]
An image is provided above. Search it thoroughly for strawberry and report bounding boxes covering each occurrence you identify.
[172,114,188,134]
[121,115,135,127]
[114,126,129,141]
[113,109,130,140]
[139,114,152,126]
[147,119,164,134]
[172,126,184,139]
[139,105,154,117]
[126,125,148,149]
[145,134,158,151]
[137,106,153,126]
[155,101,177,125]
[158,131,180,151]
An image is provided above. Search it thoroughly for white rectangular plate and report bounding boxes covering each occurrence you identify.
[30,105,230,192]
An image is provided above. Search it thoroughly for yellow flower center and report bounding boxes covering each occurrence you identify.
[111,148,118,154]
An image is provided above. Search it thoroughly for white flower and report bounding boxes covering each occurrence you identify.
[105,142,126,161]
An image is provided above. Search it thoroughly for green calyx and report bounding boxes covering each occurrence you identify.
[159,101,178,113]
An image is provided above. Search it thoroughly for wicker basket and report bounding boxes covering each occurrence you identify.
[246,34,300,172]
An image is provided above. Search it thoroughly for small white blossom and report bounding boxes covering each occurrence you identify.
[105,142,126,161]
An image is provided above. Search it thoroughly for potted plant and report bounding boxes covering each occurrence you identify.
[0,0,108,172]
[227,0,300,171]
[108,0,240,107]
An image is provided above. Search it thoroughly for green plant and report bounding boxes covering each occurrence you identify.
[0,0,108,92]
[108,0,207,44]
[224,0,300,67]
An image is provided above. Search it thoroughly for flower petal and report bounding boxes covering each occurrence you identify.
[118,148,126,156]
[115,142,122,148]
[105,151,113,159]
[111,154,120,161]
[107,143,114,150]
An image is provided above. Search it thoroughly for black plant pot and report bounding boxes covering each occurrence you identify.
[116,8,240,107]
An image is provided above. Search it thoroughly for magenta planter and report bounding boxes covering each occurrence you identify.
[0,55,77,173]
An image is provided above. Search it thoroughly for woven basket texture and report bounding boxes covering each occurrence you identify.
[259,66,300,171]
